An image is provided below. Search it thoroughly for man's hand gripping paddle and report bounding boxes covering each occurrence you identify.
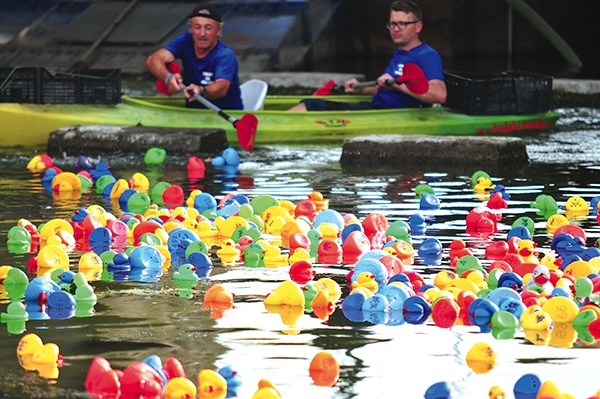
[156,62,257,153]
[314,62,429,96]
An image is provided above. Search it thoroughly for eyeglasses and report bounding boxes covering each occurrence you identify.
[386,21,419,30]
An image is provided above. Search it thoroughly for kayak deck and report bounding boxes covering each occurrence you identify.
[0,94,560,148]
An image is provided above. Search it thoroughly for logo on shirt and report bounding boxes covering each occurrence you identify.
[394,63,406,77]
[201,71,214,86]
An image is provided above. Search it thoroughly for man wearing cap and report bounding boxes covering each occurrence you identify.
[146,3,243,109]
[290,0,446,111]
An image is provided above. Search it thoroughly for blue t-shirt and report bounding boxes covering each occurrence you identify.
[165,32,243,110]
[372,43,445,109]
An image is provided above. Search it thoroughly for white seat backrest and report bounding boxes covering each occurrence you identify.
[240,79,268,111]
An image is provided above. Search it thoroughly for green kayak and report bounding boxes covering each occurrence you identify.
[0,94,559,148]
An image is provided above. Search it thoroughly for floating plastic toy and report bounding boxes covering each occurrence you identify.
[309,351,340,387]
[17,333,63,379]
[197,368,227,399]
[466,342,496,374]
[265,280,305,307]
[144,147,167,165]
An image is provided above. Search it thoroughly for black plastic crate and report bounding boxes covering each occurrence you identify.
[0,67,121,104]
[444,71,553,115]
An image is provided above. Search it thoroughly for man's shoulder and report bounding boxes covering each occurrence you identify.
[215,41,236,55]
[412,42,440,55]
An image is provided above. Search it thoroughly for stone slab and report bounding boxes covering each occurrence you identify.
[47,125,228,157]
[340,135,528,171]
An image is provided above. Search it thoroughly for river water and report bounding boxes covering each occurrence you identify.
[1,105,600,399]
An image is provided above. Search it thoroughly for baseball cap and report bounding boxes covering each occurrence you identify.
[188,3,222,22]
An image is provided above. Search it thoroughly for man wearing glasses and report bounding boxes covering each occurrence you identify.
[291,1,446,111]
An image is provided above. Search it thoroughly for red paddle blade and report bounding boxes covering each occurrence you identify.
[156,79,171,96]
[313,80,337,96]
[396,62,429,95]
[235,113,258,153]
[156,62,182,97]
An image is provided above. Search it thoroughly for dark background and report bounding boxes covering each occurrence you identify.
[0,0,598,79]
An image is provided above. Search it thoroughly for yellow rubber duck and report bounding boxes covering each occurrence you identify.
[128,172,150,191]
[196,220,219,246]
[216,239,241,265]
[316,222,340,242]
[488,385,505,399]
[517,239,539,264]
[308,190,329,211]
[186,189,203,208]
[288,247,313,264]
[164,377,197,399]
[474,175,495,194]
[197,369,227,399]
[264,280,305,307]
[110,178,130,199]
[263,244,289,268]
[351,271,378,294]
[540,251,560,270]
[252,379,282,399]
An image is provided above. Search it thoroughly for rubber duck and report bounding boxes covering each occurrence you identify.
[289,260,316,285]
[390,240,415,265]
[317,239,343,265]
[173,263,200,283]
[24,276,62,303]
[473,176,494,195]
[109,178,130,200]
[250,378,282,399]
[264,280,305,307]
[187,156,206,180]
[1,301,29,334]
[244,243,265,268]
[197,369,227,399]
[141,146,165,165]
[517,239,539,264]
[315,277,342,303]
[488,385,505,399]
[530,194,559,217]
[27,154,54,172]
[288,247,312,265]
[72,272,97,304]
[204,284,234,308]
[216,239,241,265]
[17,333,63,379]
[341,230,371,264]
[120,362,164,398]
[316,222,339,243]
[307,228,322,259]
[164,377,197,399]
[351,272,378,294]
[218,365,242,397]
[2,267,29,299]
[129,172,150,191]
[196,220,219,246]
[309,351,340,387]
[294,200,318,222]
[263,244,289,268]
[524,265,554,294]
[1,300,29,322]
[310,289,336,321]
[307,190,329,211]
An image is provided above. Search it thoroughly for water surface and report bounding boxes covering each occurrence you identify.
[1,106,600,398]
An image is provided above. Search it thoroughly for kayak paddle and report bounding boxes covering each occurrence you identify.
[156,62,257,153]
[314,62,429,96]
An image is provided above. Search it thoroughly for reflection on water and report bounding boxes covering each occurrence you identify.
[1,108,600,398]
